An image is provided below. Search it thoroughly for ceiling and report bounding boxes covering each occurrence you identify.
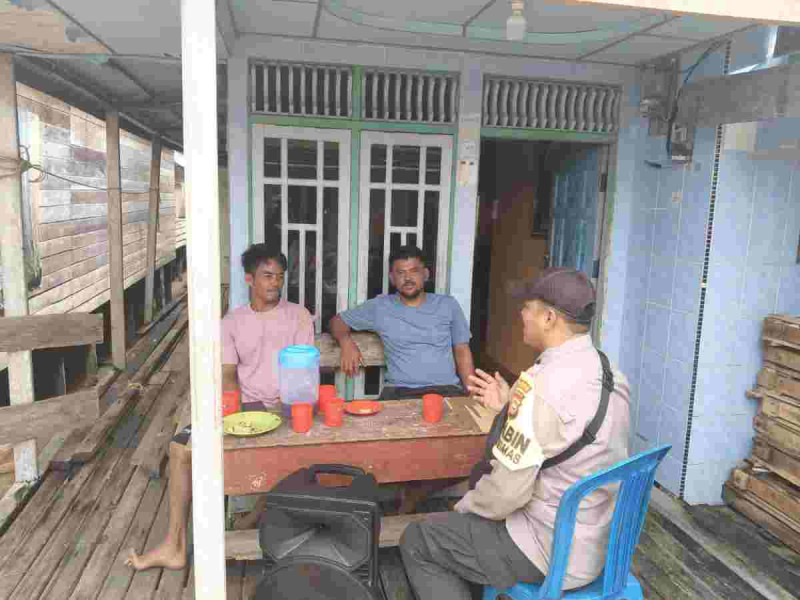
[0,0,758,156]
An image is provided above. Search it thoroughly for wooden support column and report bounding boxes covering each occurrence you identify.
[0,53,37,482]
[180,0,225,596]
[144,136,162,323]
[105,110,126,370]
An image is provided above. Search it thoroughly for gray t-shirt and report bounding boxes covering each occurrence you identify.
[340,293,471,388]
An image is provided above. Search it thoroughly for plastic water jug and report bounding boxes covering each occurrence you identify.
[278,345,320,417]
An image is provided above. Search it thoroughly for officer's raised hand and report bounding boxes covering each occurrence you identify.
[467,368,510,413]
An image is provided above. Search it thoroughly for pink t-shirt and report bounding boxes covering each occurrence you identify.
[221,299,315,408]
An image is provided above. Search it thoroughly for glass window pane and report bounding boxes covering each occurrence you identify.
[287,229,300,304]
[287,186,316,224]
[367,189,385,299]
[425,146,442,185]
[324,141,339,181]
[388,233,402,293]
[407,233,417,248]
[392,145,420,184]
[254,65,265,112]
[305,230,317,316]
[423,191,440,292]
[370,144,387,183]
[390,190,419,227]
[264,184,282,247]
[321,188,339,332]
[288,139,317,179]
[365,366,381,396]
[264,138,281,178]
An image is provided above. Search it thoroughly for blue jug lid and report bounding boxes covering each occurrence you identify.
[279,344,320,368]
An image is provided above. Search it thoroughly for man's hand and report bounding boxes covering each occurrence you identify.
[467,369,510,413]
[340,339,365,378]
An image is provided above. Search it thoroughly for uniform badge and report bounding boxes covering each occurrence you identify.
[492,370,544,470]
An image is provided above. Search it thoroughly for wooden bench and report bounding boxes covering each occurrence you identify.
[225,512,444,560]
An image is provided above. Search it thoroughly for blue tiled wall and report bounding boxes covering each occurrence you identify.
[624,126,714,496]
[684,122,800,504]
[620,25,800,504]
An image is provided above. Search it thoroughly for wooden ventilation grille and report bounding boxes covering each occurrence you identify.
[362,70,458,123]
[482,78,621,132]
[250,61,353,117]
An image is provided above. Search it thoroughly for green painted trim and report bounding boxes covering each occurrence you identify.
[346,128,361,401]
[247,124,253,244]
[249,115,456,135]
[446,129,458,294]
[481,127,613,143]
[348,131,361,310]
[352,65,363,120]
[361,121,455,135]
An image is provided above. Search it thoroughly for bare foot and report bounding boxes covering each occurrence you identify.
[124,540,186,571]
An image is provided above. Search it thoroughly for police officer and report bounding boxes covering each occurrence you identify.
[399,268,631,599]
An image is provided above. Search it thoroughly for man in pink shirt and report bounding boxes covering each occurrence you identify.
[126,244,314,571]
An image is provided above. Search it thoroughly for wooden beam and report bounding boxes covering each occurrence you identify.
[0,53,37,483]
[571,0,800,24]
[144,136,162,323]
[0,389,100,447]
[106,110,126,370]
[677,63,800,128]
[0,314,104,352]
[181,0,226,596]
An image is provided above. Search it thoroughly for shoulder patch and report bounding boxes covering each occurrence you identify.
[492,371,544,470]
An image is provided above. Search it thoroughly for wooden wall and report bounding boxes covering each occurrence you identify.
[485,142,548,376]
[0,83,186,371]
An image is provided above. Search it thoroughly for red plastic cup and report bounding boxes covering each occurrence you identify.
[324,397,345,427]
[422,394,444,423]
[222,389,241,417]
[319,385,337,415]
[291,403,313,433]
[319,384,337,400]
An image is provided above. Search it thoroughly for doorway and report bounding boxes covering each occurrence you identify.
[470,138,608,379]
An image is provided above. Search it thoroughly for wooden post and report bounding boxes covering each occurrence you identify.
[105,110,126,370]
[180,0,225,597]
[0,53,38,482]
[144,136,162,323]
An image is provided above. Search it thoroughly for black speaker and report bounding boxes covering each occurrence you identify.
[255,464,383,600]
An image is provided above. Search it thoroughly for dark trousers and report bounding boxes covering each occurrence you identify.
[379,384,466,400]
[399,512,545,600]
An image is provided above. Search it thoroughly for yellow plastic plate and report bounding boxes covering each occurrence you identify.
[223,411,282,437]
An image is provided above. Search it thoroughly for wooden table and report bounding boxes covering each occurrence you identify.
[222,397,489,496]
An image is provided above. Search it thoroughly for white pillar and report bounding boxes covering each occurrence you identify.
[180,1,225,597]
[0,53,37,482]
[449,58,483,320]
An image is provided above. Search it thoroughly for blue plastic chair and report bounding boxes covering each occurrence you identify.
[483,444,671,600]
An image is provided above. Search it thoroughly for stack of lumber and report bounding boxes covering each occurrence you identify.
[726,314,800,553]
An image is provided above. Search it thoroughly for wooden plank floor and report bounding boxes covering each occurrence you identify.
[2,323,800,599]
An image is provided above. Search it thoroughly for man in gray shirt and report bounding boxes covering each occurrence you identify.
[330,245,475,399]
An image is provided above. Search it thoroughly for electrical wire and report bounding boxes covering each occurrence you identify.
[665,39,728,159]
[0,145,153,194]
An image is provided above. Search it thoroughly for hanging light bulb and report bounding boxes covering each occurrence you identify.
[506,0,526,41]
